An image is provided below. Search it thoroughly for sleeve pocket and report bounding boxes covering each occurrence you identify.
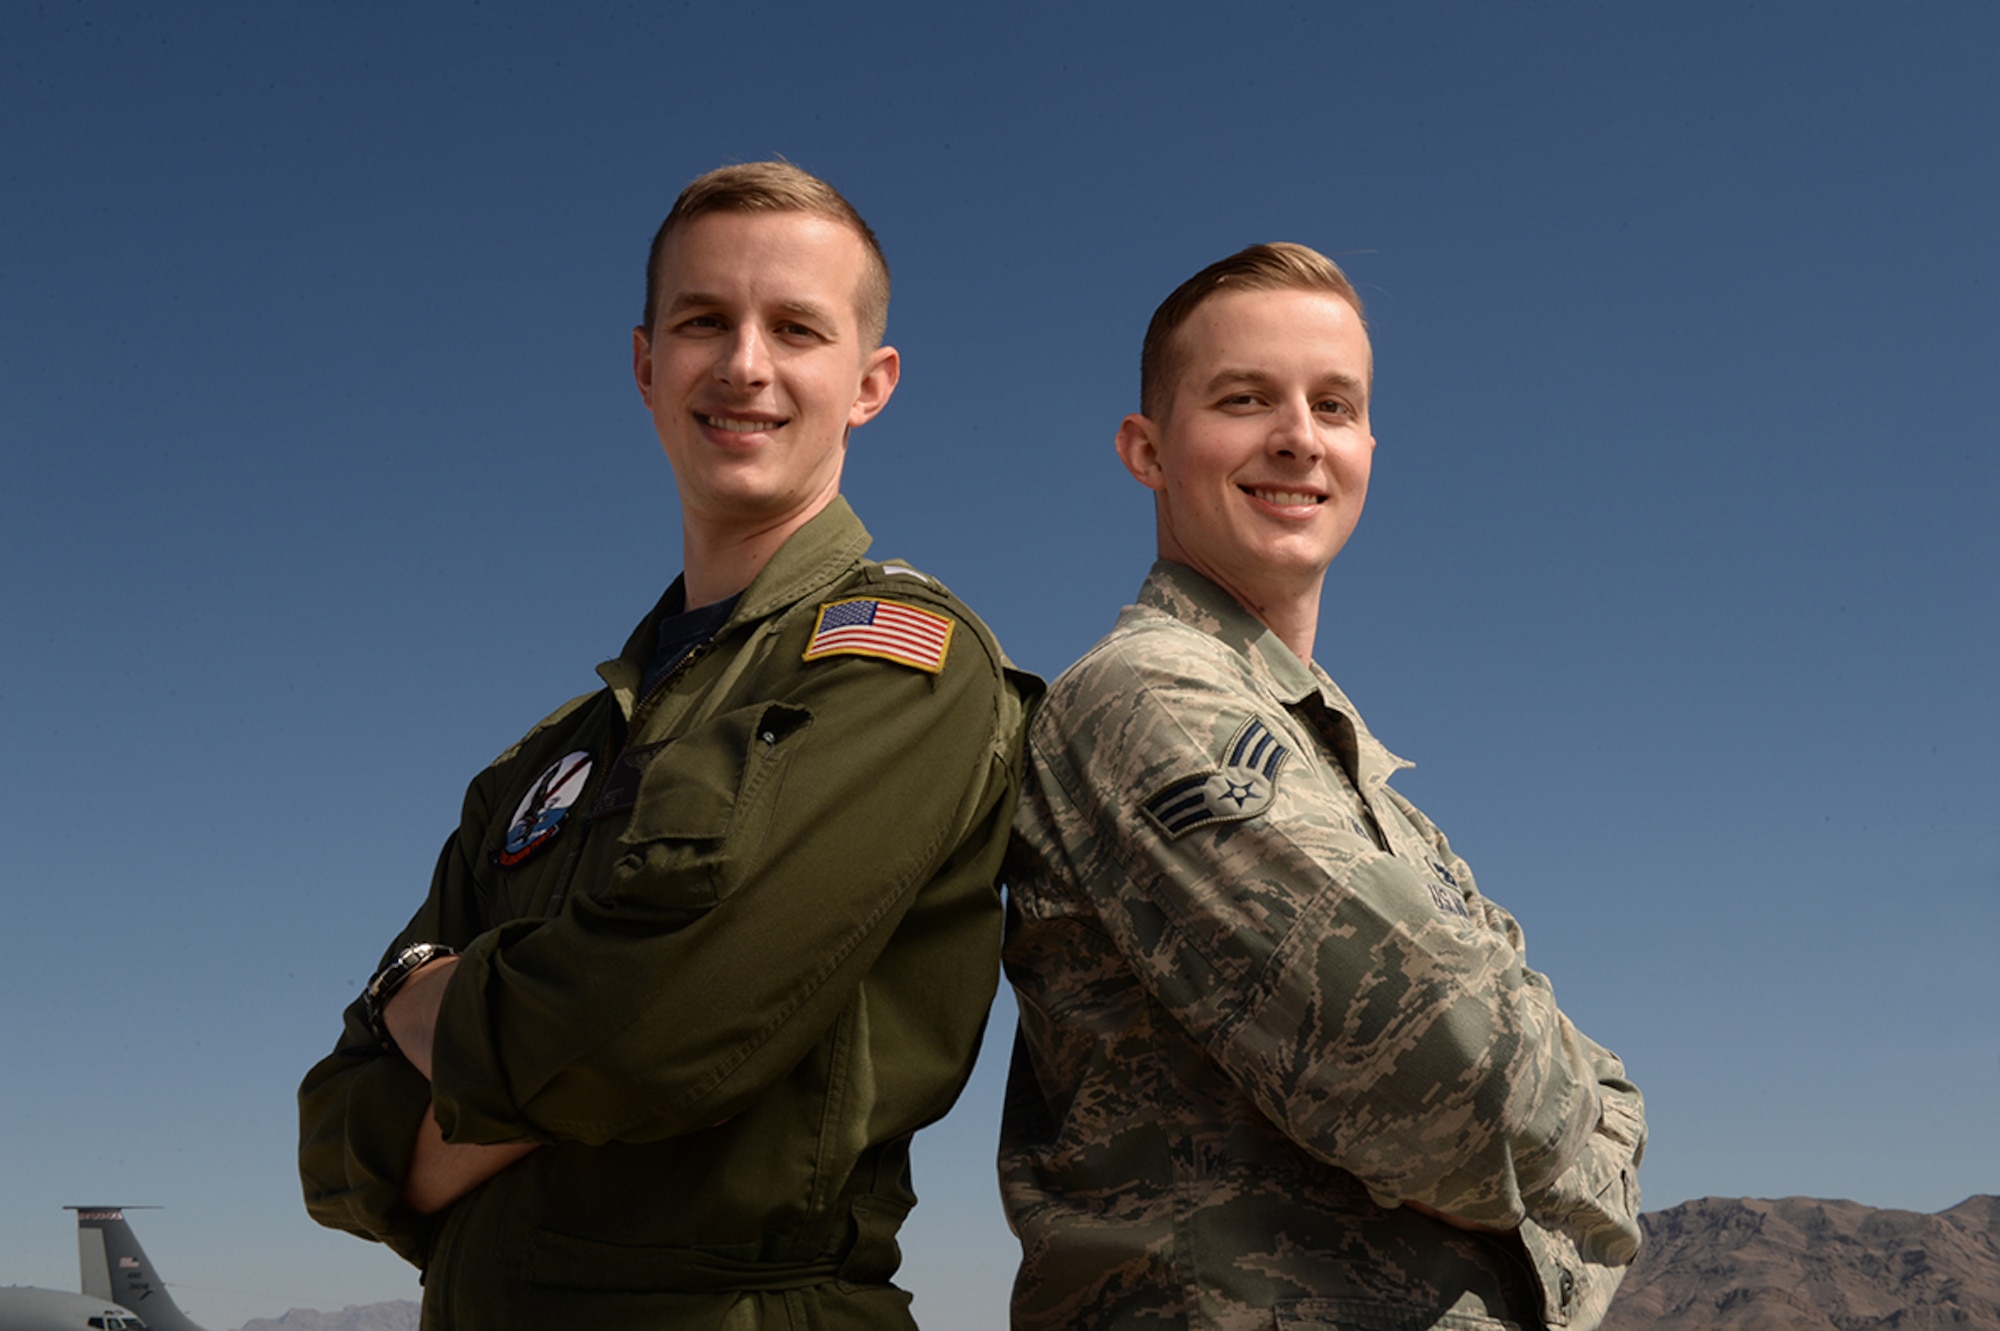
[606,701,814,910]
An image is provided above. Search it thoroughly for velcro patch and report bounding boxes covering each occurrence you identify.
[496,750,592,867]
[803,598,953,673]
[1142,716,1290,838]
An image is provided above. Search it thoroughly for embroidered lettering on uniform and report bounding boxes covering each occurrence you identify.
[803,598,953,673]
[1142,716,1289,838]
[1426,858,1473,918]
[496,750,593,867]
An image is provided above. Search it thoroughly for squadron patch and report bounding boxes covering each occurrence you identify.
[1142,716,1290,838]
[496,750,592,867]
[803,598,953,673]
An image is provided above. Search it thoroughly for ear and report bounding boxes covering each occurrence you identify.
[1115,413,1168,492]
[632,326,656,407]
[846,344,901,429]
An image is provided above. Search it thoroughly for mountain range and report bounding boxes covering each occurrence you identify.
[226,1195,2000,1330]
[1601,1194,2000,1329]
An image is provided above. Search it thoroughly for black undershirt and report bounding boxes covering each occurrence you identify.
[638,589,740,699]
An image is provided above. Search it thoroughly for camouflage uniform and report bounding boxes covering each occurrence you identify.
[300,499,1038,1331]
[1001,562,1645,1331]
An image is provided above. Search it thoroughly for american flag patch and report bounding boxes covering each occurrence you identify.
[803,598,954,673]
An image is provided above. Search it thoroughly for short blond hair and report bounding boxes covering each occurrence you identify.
[1139,242,1367,420]
[641,161,892,346]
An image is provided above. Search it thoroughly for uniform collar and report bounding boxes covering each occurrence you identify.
[1137,561,1321,704]
[729,495,874,623]
[599,497,873,712]
[1136,560,1412,787]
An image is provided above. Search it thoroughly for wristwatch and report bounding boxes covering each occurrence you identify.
[361,941,457,1051]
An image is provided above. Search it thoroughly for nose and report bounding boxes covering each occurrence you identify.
[1268,396,1322,462]
[719,323,773,390]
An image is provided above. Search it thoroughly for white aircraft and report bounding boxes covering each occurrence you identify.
[0,1208,207,1331]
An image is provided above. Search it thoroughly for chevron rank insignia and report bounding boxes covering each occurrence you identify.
[1142,716,1290,838]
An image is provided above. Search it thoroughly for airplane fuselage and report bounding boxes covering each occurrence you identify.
[0,1283,149,1331]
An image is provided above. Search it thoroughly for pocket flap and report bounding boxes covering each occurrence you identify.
[612,701,813,842]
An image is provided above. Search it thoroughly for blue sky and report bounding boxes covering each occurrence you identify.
[3,4,1995,1327]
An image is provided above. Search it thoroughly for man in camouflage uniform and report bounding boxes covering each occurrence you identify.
[1001,243,1645,1331]
[300,162,1036,1330]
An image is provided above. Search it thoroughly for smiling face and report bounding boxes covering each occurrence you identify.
[633,209,899,547]
[1116,287,1375,620]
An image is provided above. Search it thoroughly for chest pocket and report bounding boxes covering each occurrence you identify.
[1368,803,1474,922]
[600,700,813,912]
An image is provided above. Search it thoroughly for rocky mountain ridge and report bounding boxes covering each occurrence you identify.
[1602,1194,2000,1330]
[231,1301,417,1331]
[227,1196,1999,1330]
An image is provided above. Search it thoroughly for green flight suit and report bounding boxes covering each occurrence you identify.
[300,499,1037,1330]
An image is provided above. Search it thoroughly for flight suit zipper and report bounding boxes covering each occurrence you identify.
[629,641,712,735]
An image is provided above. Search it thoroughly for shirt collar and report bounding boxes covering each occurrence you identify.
[730,495,872,623]
[600,497,872,710]
[1136,560,1321,704]
[1135,560,1412,785]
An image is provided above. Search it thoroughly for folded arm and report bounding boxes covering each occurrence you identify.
[425,626,1016,1147]
[1035,649,1601,1229]
[381,956,539,1215]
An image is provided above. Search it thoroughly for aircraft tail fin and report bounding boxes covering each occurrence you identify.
[70,1207,209,1331]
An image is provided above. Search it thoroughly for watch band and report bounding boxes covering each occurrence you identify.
[361,941,457,1051]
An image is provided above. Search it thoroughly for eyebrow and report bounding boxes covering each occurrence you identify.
[664,291,843,332]
[1202,367,1368,396]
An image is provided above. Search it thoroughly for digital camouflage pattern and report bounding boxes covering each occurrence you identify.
[1002,562,1645,1331]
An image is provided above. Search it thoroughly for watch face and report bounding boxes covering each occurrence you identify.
[396,942,439,972]
[497,750,593,867]
[370,944,429,1001]
[365,942,454,1049]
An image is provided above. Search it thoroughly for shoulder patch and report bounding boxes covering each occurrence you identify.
[1141,716,1290,838]
[803,597,953,673]
[496,750,593,867]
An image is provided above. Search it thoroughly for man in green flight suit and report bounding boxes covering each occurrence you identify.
[300,161,1036,1330]
[1001,243,1646,1330]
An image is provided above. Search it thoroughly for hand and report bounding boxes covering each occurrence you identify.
[404,1104,538,1215]
[383,955,459,1080]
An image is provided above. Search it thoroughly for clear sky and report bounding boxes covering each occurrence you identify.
[3,4,1995,1328]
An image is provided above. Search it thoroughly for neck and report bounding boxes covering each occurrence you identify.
[1171,556,1321,661]
[1227,579,1320,663]
[681,494,835,609]
[1157,539,1323,663]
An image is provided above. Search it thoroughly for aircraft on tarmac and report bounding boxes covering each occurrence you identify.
[0,1208,208,1331]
